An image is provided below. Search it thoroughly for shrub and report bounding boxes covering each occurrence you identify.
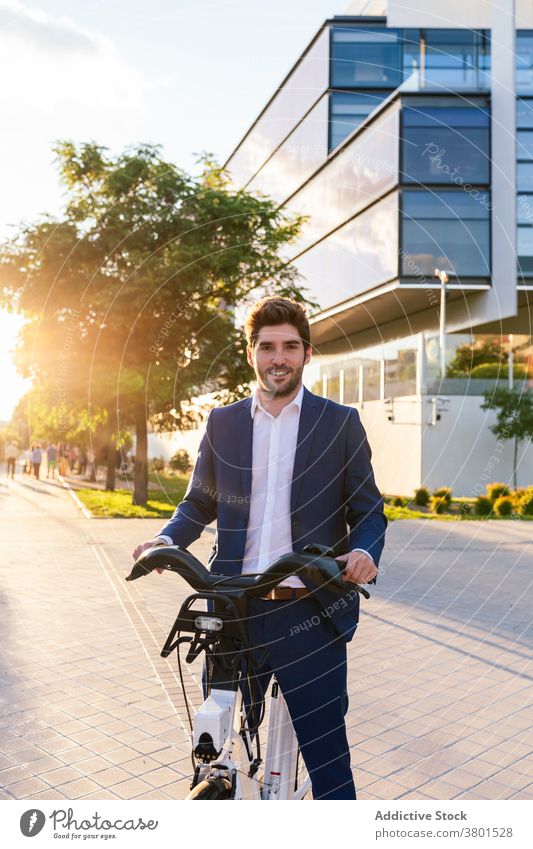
[459,501,472,515]
[433,487,452,505]
[474,495,493,516]
[392,496,405,507]
[487,482,511,502]
[151,456,165,472]
[494,496,513,517]
[169,449,192,473]
[470,362,529,379]
[518,490,533,516]
[414,487,430,506]
[430,495,448,514]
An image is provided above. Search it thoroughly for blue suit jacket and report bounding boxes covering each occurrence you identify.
[158,387,387,641]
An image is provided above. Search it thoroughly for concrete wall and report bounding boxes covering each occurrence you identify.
[421,395,533,496]
[356,394,533,496]
[355,396,422,496]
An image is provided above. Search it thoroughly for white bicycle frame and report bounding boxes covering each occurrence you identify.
[186,678,311,800]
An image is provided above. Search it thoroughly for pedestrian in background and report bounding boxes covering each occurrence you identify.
[46,444,58,479]
[5,441,19,478]
[31,444,42,480]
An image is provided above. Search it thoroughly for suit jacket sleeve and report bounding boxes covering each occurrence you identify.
[344,407,387,569]
[156,410,218,548]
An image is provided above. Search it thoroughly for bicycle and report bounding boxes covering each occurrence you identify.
[126,543,370,800]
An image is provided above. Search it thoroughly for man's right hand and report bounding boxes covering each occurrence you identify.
[131,540,167,575]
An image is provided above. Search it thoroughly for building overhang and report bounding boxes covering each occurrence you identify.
[310,280,491,350]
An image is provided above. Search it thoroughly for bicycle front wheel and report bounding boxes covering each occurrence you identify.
[186,777,233,799]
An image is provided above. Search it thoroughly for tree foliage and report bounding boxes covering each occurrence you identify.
[1,143,308,503]
[481,387,533,488]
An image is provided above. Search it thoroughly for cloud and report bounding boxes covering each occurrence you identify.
[0,0,98,55]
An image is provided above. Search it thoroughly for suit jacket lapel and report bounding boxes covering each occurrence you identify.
[291,387,321,513]
[238,397,253,501]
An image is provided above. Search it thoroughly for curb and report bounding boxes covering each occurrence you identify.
[58,474,92,520]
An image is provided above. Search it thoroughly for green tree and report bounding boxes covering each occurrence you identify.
[480,388,533,488]
[447,336,507,377]
[1,143,307,504]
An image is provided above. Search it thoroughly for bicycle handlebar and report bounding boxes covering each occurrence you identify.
[125,544,370,599]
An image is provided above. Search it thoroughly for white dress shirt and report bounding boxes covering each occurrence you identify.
[242,385,305,588]
[155,387,374,583]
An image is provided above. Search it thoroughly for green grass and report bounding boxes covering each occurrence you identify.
[77,472,188,518]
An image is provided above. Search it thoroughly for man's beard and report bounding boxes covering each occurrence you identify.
[258,364,304,398]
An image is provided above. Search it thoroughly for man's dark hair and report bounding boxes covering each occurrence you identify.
[245,296,311,349]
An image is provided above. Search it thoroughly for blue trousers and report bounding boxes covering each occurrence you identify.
[242,596,356,800]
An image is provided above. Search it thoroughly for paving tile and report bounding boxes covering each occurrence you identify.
[141,765,184,788]
[40,765,84,786]
[5,777,49,798]
[91,766,131,788]
[1,764,39,791]
[80,790,121,800]
[108,777,154,799]
[56,777,101,797]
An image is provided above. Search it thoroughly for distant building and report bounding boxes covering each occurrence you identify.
[226,0,533,495]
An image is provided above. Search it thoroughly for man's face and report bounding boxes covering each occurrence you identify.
[247,322,311,397]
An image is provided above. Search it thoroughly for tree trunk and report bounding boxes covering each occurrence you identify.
[106,443,116,492]
[513,436,518,490]
[133,408,148,506]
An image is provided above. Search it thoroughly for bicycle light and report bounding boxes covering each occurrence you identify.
[194,615,223,632]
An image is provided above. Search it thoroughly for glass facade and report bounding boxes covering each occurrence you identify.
[227,27,329,188]
[307,335,419,403]
[294,192,399,310]
[246,95,329,204]
[516,32,533,95]
[329,25,490,149]
[517,93,533,277]
[329,91,388,150]
[286,102,399,258]
[401,100,490,186]
[401,189,491,278]
[331,27,403,89]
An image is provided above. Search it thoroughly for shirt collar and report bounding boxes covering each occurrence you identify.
[251,384,304,418]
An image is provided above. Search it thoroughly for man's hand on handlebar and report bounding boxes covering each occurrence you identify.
[336,551,377,585]
[132,540,166,574]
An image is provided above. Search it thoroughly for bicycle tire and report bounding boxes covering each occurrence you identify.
[186,777,233,799]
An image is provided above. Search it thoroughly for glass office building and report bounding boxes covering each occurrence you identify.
[226,3,533,494]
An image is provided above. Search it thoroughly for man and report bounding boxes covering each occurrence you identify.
[133,296,387,799]
[46,443,58,479]
[31,444,42,480]
[5,441,19,478]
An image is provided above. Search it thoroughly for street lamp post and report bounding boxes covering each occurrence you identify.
[434,268,450,379]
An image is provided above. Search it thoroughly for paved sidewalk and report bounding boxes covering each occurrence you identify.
[0,475,532,800]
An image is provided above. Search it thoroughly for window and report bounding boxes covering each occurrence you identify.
[401,102,490,185]
[385,349,417,396]
[423,30,490,89]
[518,162,533,192]
[517,130,533,161]
[362,360,381,401]
[517,98,533,129]
[402,189,490,277]
[517,228,533,274]
[517,32,533,95]
[331,27,402,88]
[329,91,388,150]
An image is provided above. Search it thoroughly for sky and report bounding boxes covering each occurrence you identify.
[0,0,343,420]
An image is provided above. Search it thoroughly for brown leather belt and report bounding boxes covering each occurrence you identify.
[260,587,311,601]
